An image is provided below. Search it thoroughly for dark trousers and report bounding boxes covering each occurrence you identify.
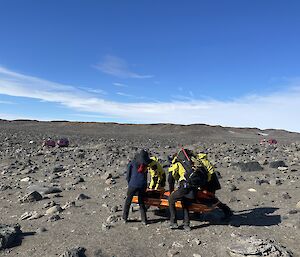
[169,186,191,226]
[123,186,147,222]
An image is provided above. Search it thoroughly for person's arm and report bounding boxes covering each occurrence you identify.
[126,162,132,183]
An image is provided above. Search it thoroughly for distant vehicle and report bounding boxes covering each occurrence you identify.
[260,138,277,145]
[268,138,277,145]
[43,139,56,147]
[57,138,69,147]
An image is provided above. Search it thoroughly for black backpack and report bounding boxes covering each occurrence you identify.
[176,148,208,188]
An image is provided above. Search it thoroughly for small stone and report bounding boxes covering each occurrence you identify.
[36,227,47,234]
[20,191,43,203]
[282,192,291,199]
[248,188,257,192]
[106,215,118,223]
[48,214,61,222]
[20,177,31,182]
[46,205,63,215]
[269,161,287,169]
[110,205,118,212]
[229,185,238,191]
[167,249,180,257]
[62,201,76,209]
[101,223,111,231]
[193,254,202,257]
[296,201,300,210]
[76,193,90,200]
[59,247,86,257]
[192,238,201,245]
[278,166,288,171]
[172,242,184,248]
[288,209,298,215]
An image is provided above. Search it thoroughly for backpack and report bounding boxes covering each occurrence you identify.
[176,148,208,188]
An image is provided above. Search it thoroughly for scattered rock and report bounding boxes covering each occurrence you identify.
[46,205,63,215]
[232,162,263,172]
[227,234,293,257]
[20,191,43,203]
[59,247,86,257]
[296,201,300,210]
[0,224,22,250]
[48,214,61,222]
[76,193,90,200]
[269,161,287,169]
[36,227,47,234]
[282,192,291,199]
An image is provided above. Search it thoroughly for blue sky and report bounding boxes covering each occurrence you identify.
[1,1,300,131]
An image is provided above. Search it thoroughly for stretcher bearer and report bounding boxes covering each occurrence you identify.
[148,156,166,190]
[168,148,233,231]
[123,150,152,225]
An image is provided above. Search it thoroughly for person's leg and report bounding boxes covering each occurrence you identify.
[160,173,166,188]
[122,187,137,221]
[181,198,191,227]
[168,187,188,227]
[137,188,148,224]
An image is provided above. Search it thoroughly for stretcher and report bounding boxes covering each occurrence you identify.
[132,189,220,213]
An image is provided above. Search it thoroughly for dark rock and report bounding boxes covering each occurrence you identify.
[53,165,65,173]
[48,214,61,222]
[76,193,90,200]
[36,227,47,234]
[282,192,291,199]
[269,161,287,169]
[232,161,263,172]
[60,247,86,257]
[0,184,12,191]
[288,209,298,215]
[255,179,270,186]
[229,185,239,191]
[0,224,22,250]
[20,191,43,203]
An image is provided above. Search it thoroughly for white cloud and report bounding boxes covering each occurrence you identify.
[1,66,300,132]
[94,55,153,79]
[0,100,15,104]
[113,82,127,87]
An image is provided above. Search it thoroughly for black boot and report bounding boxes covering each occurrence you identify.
[218,202,233,221]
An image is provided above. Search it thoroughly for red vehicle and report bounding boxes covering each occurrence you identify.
[43,139,56,147]
[57,138,69,147]
[268,139,277,145]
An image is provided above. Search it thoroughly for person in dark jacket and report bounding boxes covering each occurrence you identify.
[122,149,152,224]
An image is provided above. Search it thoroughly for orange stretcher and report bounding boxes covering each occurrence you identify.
[132,189,220,213]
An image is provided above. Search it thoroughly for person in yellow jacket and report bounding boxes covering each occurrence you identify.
[148,156,166,190]
[168,149,232,231]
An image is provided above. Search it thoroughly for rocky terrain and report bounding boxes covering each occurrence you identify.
[0,120,300,257]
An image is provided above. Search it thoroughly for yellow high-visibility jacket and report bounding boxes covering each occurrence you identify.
[148,156,165,190]
[168,157,186,182]
[169,153,215,182]
[197,153,215,182]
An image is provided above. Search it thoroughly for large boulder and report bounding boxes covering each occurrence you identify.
[232,161,263,172]
[0,224,22,250]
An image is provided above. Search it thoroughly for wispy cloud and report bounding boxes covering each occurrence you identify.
[94,55,153,79]
[113,82,127,87]
[1,66,300,132]
[0,100,15,104]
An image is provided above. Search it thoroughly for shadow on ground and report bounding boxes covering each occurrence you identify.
[153,207,281,230]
